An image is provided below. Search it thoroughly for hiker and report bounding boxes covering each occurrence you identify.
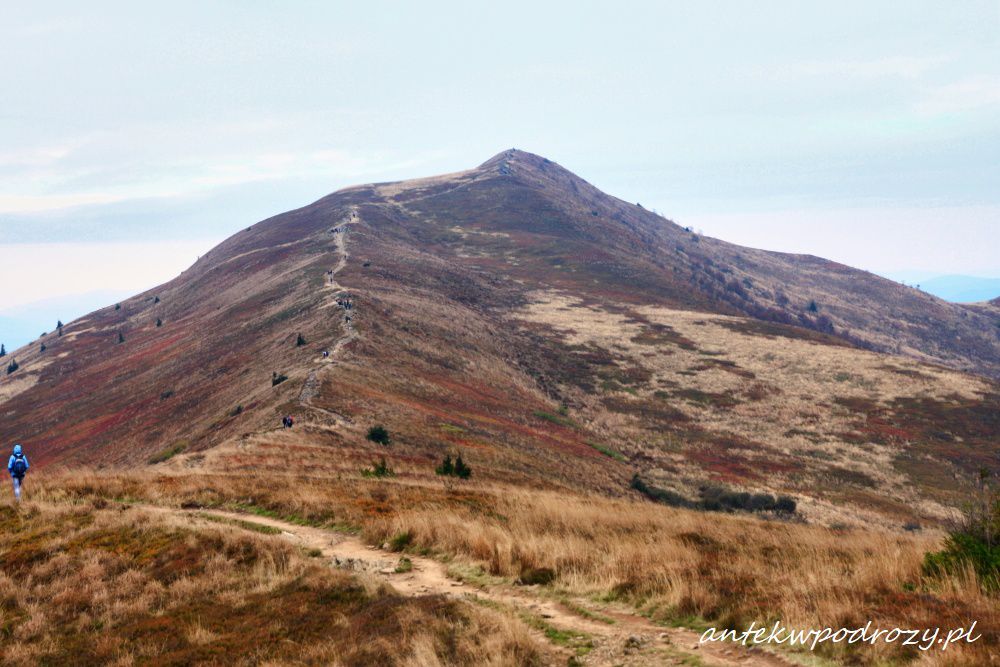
[8,444,28,502]
[322,350,329,358]
[282,415,294,429]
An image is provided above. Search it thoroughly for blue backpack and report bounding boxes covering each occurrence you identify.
[11,455,27,478]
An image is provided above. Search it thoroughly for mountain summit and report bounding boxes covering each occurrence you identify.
[1,150,997,524]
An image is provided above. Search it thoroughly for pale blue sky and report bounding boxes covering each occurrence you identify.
[2,1,1000,320]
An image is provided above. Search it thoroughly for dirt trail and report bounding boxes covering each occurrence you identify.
[296,208,361,423]
[237,211,797,664]
[156,505,801,667]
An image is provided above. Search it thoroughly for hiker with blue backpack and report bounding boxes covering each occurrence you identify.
[8,444,29,502]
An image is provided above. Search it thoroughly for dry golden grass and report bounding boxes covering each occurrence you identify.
[32,470,1000,665]
[0,497,545,666]
[514,291,994,525]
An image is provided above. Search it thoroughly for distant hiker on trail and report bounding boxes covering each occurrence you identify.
[8,444,28,502]
[322,350,329,358]
[282,415,294,429]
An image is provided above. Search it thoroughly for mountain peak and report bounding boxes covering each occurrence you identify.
[477,148,568,177]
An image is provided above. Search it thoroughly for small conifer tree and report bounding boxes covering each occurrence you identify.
[0,344,5,357]
[436,455,454,476]
[296,333,307,347]
[156,318,162,327]
[454,455,472,479]
[118,331,125,344]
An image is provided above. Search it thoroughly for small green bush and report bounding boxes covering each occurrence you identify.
[296,333,307,347]
[389,531,413,552]
[362,457,394,478]
[631,475,797,516]
[630,474,692,508]
[518,567,556,586]
[924,533,1000,591]
[6,359,19,375]
[774,495,797,514]
[366,425,391,445]
[923,469,999,590]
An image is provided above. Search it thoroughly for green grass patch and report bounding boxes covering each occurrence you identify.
[585,441,625,461]
[388,531,413,552]
[532,410,576,428]
[446,563,510,588]
[147,442,188,465]
[195,512,282,535]
[229,503,359,533]
[556,597,616,625]
[468,596,593,656]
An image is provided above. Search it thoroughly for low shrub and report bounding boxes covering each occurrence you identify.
[924,469,999,590]
[366,425,391,445]
[389,531,413,552]
[518,567,556,586]
[362,458,394,478]
[631,475,797,515]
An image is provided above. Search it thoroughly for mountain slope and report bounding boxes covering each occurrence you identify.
[1,149,998,525]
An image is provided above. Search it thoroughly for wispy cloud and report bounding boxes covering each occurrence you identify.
[0,132,440,215]
[917,75,1000,115]
[751,55,953,82]
[0,143,81,168]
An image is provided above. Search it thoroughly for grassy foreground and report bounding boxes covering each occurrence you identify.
[0,498,542,666]
[27,470,1000,666]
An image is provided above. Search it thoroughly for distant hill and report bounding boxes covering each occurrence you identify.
[1,149,998,526]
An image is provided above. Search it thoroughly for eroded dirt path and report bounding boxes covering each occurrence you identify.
[154,505,802,667]
[297,207,362,423]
